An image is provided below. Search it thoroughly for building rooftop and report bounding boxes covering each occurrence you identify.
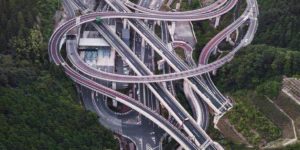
[79,38,110,47]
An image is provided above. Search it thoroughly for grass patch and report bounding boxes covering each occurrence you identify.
[180,0,200,11]
[174,47,185,60]
[274,93,300,137]
[251,94,294,139]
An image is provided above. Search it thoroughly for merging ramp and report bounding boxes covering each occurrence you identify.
[48,0,259,149]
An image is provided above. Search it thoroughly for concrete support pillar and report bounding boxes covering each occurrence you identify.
[112,82,118,107]
[76,16,80,25]
[169,22,176,41]
[141,38,145,47]
[167,43,173,52]
[212,69,217,76]
[214,16,221,28]
[235,29,239,42]
[157,59,165,70]
[156,20,160,26]
[60,35,66,50]
[76,27,80,44]
[123,18,128,29]
[142,84,145,104]
[141,39,145,61]
[213,46,218,55]
[226,35,235,46]
[226,35,230,42]
[162,82,167,90]
[171,22,176,32]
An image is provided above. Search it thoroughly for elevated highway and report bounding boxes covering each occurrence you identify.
[124,0,236,16]
[48,0,259,149]
[48,10,253,83]
[74,0,210,133]
[64,1,168,149]
[86,21,215,149]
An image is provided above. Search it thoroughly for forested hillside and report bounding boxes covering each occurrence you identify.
[216,45,300,93]
[1,0,300,149]
[255,0,300,50]
[210,0,300,148]
[213,45,300,147]
[0,0,118,149]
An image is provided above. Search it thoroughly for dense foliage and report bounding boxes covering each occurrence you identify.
[0,0,59,55]
[204,0,300,148]
[0,0,118,149]
[180,0,200,11]
[0,71,118,149]
[214,45,300,146]
[215,45,300,92]
[255,0,300,50]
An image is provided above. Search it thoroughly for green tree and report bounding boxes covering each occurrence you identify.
[27,27,43,62]
[256,80,281,98]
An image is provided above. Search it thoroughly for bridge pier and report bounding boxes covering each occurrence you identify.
[59,35,67,50]
[212,69,217,76]
[214,16,221,28]
[141,39,145,61]
[169,22,176,41]
[234,28,239,42]
[76,16,81,26]
[156,20,161,26]
[226,35,235,46]
[213,46,218,55]
[123,18,128,29]
[157,59,166,71]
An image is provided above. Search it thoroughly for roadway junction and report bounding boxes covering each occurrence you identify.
[48,0,258,149]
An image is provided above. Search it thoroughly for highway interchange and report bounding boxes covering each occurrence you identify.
[49,0,258,149]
